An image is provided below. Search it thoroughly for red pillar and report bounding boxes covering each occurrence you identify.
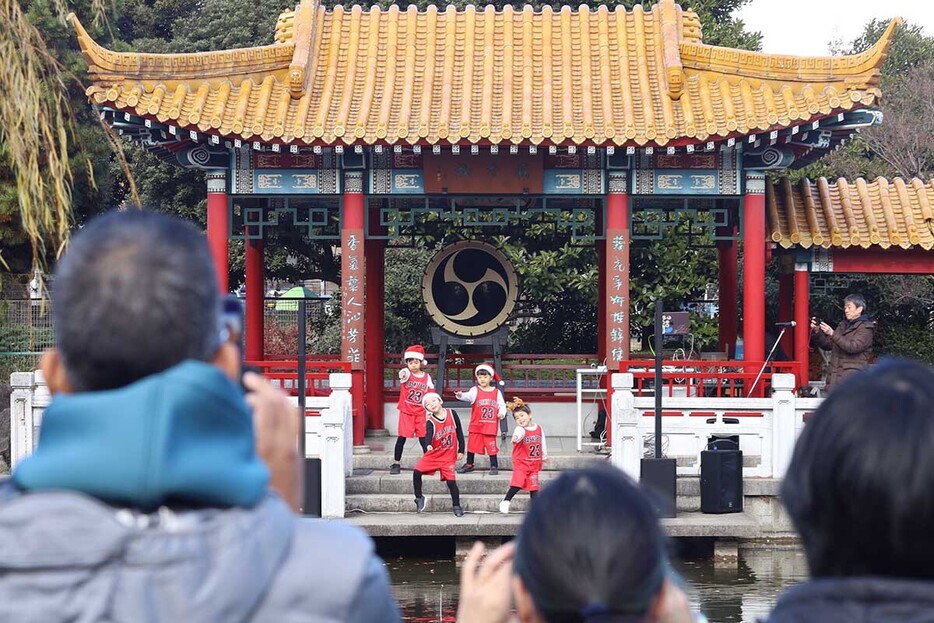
[717,228,738,358]
[245,237,264,362]
[604,186,630,445]
[365,205,385,432]
[778,262,794,359]
[341,173,367,446]
[206,171,229,293]
[597,242,607,365]
[743,172,766,367]
[794,264,810,388]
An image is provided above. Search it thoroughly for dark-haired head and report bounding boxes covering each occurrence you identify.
[512,466,673,623]
[782,358,934,578]
[46,210,222,392]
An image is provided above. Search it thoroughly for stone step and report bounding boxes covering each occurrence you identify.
[346,493,535,514]
[347,471,561,495]
[353,453,609,471]
[346,491,707,514]
[340,510,771,539]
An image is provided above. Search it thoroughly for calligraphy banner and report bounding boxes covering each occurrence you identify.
[605,194,630,368]
[340,228,366,370]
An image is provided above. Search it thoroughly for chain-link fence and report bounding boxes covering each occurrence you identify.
[0,300,54,381]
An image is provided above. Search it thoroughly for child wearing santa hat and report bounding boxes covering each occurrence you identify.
[455,362,507,475]
[413,392,465,517]
[391,344,434,475]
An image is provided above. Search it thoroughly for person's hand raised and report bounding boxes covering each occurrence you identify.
[244,371,302,513]
[456,542,516,623]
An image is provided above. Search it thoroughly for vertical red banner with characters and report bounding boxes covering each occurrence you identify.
[605,192,630,370]
[341,190,366,370]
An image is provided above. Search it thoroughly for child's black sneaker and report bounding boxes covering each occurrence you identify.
[456,464,475,474]
[488,466,499,476]
[389,463,401,475]
[452,505,465,517]
[414,496,427,513]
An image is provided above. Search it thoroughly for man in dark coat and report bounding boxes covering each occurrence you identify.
[810,293,874,390]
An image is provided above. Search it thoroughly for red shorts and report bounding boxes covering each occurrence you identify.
[467,432,498,456]
[414,453,456,481]
[398,409,426,438]
[510,466,541,491]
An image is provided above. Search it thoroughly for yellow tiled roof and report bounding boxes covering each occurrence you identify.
[767,177,934,250]
[72,0,898,148]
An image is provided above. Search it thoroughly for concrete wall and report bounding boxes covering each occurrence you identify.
[382,398,606,439]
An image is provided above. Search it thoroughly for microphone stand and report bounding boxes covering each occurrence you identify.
[747,325,790,397]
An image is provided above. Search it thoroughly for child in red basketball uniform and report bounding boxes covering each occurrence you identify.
[413,392,465,516]
[455,362,506,475]
[500,398,547,514]
[390,344,434,475]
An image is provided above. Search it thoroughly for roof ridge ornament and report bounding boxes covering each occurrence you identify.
[658,0,685,101]
[288,0,321,99]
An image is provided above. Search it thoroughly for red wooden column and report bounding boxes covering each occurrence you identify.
[245,236,264,361]
[364,204,386,432]
[341,172,367,446]
[777,258,794,359]
[743,172,766,370]
[206,171,229,292]
[597,238,607,366]
[605,178,631,443]
[794,263,811,388]
[717,226,738,357]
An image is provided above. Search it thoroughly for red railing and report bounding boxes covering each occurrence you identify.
[383,353,602,401]
[246,357,350,397]
[618,359,799,397]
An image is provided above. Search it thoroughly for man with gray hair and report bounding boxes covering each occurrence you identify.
[0,210,400,622]
[810,293,875,390]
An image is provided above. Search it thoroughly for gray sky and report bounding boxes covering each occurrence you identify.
[733,0,934,56]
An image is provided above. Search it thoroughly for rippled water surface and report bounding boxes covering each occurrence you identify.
[388,547,808,623]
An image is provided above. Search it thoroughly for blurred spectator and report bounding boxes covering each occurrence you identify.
[457,465,700,623]
[768,358,934,622]
[0,211,399,623]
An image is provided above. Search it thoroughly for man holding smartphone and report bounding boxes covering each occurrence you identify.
[810,293,875,391]
[0,211,400,622]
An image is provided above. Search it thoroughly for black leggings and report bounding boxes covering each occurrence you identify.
[464,452,497,468]
[394,435,428,462]
[504,486,538,502]
[413,471,461,506]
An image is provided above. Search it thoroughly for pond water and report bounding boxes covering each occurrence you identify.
[387,546,808,623]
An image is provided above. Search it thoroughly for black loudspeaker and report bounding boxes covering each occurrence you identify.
[303,458,322,517]
[700,450,743,514]
[641,458,677,518]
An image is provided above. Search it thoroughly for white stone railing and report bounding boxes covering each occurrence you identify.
[10,371,351,519]
[295,372,352,518]
[611,373,821,480]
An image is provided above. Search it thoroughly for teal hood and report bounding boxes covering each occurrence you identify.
[13,360,269,510]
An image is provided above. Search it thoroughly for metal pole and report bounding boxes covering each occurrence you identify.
[654,302,663,459]
[297,299,307,512]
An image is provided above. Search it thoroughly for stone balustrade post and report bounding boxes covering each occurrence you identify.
[611,373,640,481]
[320,372,352,518]
[771,373,797,478]
[10,372,35,469]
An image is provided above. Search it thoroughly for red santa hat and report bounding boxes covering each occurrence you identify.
[403,344,426,362]
[475,362,505,386]
[421,392,442,408]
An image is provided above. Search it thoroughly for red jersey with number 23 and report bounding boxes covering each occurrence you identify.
[397,372,433,415]
[469,386,503,435]
[512,424,545,471]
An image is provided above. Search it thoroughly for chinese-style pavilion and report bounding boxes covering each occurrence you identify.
[72,0,932,444]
